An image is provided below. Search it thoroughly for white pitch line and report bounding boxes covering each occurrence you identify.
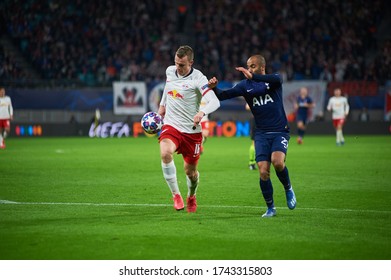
[1,200,390,214]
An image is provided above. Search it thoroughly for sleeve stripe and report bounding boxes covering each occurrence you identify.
[202,88,212,96]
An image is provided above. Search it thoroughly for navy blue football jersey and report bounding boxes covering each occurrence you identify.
[296,95,313,118]
[215,73,289,133]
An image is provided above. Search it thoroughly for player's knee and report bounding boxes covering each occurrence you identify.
[259,170,270,181]
[160,151,173,163]
[274,162,285,172]
[185,169,198,180]
[273,161,285,172]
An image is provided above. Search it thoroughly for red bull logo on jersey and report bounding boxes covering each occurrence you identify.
[167,90,184,99]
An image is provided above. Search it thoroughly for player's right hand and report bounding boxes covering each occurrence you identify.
[208,77,218,88]
[193,111,204,129]
[158,105,166,119]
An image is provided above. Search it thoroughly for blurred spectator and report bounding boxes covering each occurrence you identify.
[358,107,370,122]
[335,57,348,82]
[0,47,29,81]
[319,63,333,82]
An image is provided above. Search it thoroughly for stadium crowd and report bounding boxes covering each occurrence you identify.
[0,46,28,81]
[1,0,389,87]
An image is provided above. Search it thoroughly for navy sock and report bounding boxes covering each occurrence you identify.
[259,178,274,208]
[276,166,291,191]
[298,129,304,138]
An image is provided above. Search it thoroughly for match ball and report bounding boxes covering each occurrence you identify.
[141,112,163,134]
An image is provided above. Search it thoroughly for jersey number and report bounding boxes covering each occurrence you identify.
[281,137,288,149]
[194,143,201,155]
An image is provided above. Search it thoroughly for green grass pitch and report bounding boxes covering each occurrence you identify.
[0,135,390,260]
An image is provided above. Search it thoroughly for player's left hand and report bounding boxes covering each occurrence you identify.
[235,67,253,79]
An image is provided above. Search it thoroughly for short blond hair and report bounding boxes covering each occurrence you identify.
[176,45,194,61]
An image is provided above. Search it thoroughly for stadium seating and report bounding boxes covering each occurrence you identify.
[1,0,389,87]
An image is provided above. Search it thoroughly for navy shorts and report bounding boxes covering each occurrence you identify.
[254,132,290,162]
[296,113,308,124]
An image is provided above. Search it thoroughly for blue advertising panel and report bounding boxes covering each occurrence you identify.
[8,89,113,111]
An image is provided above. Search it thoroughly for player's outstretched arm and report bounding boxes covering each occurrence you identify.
[235,67,253,79]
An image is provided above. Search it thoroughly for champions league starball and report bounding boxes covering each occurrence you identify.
[141,112,163,134]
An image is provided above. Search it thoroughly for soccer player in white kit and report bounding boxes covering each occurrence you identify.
[0,87,13,149]
[158,46,220,212]
[327,88,350,146]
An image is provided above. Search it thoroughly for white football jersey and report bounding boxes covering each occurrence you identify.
[160,66,215,133]
[0,95,13,119]
[327,96,349,119]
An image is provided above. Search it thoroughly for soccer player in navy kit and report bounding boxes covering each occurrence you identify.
[208,55,296,217]
[294,87,315,144]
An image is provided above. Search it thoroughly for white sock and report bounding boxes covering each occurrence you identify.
[187,171,199,197]
[336,130,341,143]
[0,134,3,144]
[161,161,180,195]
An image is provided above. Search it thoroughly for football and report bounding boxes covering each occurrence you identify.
[141,112,164,134]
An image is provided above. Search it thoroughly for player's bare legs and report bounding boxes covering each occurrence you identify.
[271,151,286,172]
[160,138,184,210]
[160,138,176,164]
